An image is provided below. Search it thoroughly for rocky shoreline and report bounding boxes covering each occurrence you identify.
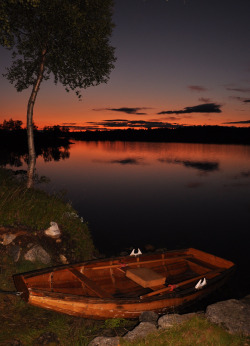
[90,296,250,345]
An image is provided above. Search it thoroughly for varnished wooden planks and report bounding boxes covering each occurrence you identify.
[69,268,112,298]
[13,248,235,319]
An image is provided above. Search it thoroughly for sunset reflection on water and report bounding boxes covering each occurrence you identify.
[33,141,250,272]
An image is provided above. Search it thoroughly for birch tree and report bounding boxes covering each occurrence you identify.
[1,0,116,187]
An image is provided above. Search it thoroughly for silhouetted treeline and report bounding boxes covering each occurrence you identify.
[70,126,250,145]
[0,121,70,150]
[0,120,71,167]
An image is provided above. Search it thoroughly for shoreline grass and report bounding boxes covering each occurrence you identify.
[0,167,94,261]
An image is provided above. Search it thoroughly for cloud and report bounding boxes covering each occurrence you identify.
[188,85,208,92]
[199,97,211,103]
[157,103,222,115]
[88,119,176,129]
[61,125,100,131]
[226,87,250,93]
[229,96,250,103]
[159,158,219,172]
[223,120,250,124]
[93,107,150,115]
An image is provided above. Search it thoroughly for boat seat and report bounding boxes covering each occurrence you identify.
[125,267,166,288]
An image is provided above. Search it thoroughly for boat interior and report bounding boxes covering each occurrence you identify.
[21,248,234,300]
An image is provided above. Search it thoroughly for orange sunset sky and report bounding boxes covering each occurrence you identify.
[1,0,250,130]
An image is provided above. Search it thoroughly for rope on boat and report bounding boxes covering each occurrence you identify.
[0,289,23,296]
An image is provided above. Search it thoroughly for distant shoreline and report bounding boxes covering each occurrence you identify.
[69,126,250,145]
[1,125,250,147]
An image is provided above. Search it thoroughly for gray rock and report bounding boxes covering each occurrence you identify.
[158,313,197,329]
[44,221,61,239]
[139,311,159,324]
[206,299,250,336]
[88,336,120,346]
[123,322,157,341]
[24,245,51,264]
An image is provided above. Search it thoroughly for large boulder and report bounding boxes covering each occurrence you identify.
[206,299,250,336]
[158,313,197,329]
[24,245,51,264]
[123,322,157,341]
[139,311,159,325]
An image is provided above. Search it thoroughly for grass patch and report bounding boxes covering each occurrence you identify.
[0,291,135,345]
[0,167,94,261]
[121,316,250,346]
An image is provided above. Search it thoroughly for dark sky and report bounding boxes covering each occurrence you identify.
[1,0,250,129]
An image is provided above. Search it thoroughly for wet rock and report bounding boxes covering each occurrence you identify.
[206,299,250,336]
[139,311,159,325]
[24,245,51,264]
[123,322,157,341]
[1,233,17,245]
[88,336,120,346]
[158,313,197,329]
[7,245,21,262]
[34,331,59,345]
[44,222,61,239]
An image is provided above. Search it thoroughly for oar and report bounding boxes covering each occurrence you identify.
[140,268,223,300]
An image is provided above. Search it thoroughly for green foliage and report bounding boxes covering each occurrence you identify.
[0,167,94,261]
[104,318,128,329]
[1,0,116,98]
[120,316,249,346]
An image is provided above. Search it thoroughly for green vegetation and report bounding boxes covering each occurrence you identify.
[104,318,128,329]
[0,167,94,260]
[0,292,135,345]
[121,316,250,346]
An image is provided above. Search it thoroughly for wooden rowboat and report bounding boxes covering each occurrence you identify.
[13,248,235,319]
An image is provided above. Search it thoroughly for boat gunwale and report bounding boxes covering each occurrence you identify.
[13,248,234,280]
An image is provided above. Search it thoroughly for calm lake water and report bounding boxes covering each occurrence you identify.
[31,141,250,272]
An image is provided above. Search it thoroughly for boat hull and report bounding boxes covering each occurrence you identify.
[13,248,235,319]
[28,278,229,319]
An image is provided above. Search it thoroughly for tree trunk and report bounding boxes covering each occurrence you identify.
[26,48,46,188]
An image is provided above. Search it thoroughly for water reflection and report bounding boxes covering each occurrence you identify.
[1,145,70,168]
[31,141,250,266]
[159,159,219,172]
[3,141,250,287]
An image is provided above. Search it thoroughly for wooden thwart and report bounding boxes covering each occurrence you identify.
[69,268,112,298]
[140,268,223,300]
[126,267,166,288]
